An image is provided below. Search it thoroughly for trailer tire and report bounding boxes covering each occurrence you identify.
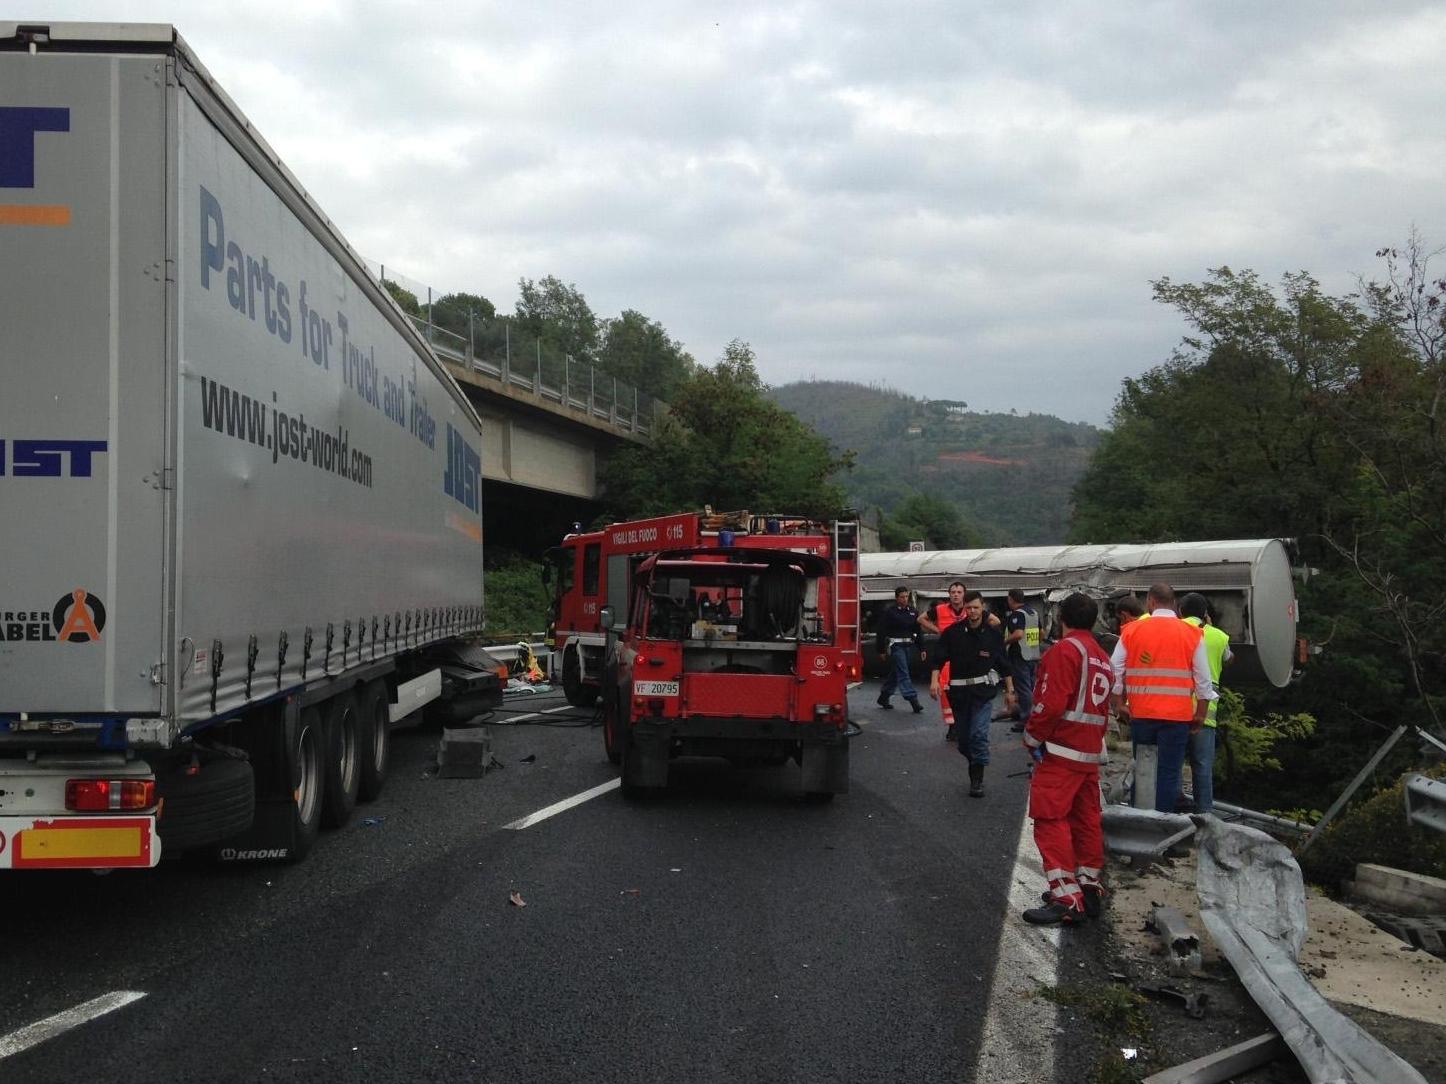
[156,752,256,853]
[357,680,390,802]
[320,691,361,829]
[289,706,325,859]
[563,650,596,708]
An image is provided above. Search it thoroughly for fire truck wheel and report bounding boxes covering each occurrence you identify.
[562,651,596,708]
[320,691,361,829]
[602,692,624,766]
[357,680,390,802]
[620,745,662,799]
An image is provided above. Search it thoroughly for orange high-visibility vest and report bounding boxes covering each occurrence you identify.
[1120,615,1202,722]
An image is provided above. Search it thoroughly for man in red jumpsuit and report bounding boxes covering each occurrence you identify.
[920,580,1000,740]
[1020,592,1113,926]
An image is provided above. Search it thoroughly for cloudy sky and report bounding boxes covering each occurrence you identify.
[32,2,1446,423]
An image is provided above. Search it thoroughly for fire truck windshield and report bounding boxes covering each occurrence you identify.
[643,561,825,643]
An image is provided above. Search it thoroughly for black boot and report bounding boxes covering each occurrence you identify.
[968,763,985,798]
[1022,900,1082,926]
[906,697,924,714]
[876,692,893,709]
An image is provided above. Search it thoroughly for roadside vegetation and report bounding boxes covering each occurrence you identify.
[1069,235,1446,854]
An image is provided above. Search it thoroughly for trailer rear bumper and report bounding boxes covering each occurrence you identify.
[0,814,160,869]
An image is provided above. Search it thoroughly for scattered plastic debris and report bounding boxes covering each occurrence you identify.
[520,754,537,764]
[361,816,384,827]
[509,891,527,908]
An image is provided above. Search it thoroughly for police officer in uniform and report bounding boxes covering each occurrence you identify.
[875,587,925,713]
[929,590,1014,797]
[1002,588,1042,731]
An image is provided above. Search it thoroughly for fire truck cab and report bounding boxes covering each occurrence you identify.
[544,510,859,708]
[599,546,852,799]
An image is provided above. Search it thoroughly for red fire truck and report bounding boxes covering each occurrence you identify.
[544,511,859,707]
[597,540,855,799]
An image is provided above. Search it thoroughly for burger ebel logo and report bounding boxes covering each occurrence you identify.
[0,589,107,643]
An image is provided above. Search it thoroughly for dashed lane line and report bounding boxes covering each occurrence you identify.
[0,991,147,1061]
[503,778,621,830]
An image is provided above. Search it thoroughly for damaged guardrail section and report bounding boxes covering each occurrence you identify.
[1195,819,1428,1084]
[1404,773,1446,834]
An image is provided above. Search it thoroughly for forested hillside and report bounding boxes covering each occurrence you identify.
[769,381,1100,545]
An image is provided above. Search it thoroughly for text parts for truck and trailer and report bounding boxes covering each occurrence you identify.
[195,187,480,518]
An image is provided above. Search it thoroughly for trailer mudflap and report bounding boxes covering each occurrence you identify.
[209,797,298,863]
[0,815,160,869]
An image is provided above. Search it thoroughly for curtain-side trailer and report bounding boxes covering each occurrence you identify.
[0,23,499,870]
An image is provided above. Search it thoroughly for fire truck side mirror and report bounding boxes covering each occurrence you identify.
[599,605,616,632]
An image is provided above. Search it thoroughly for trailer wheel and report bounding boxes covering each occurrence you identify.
[562,650,596,708]
[357,680,390,802]
[289,706,325,859]
[320,691,361,828]
[156,751,256,853]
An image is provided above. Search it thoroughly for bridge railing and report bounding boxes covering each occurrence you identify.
[363,276,657,439]
[410,314,657,436]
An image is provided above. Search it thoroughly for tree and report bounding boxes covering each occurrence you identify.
[1069,246,1445,810]
[429,291,496,339]
[596,309,694,401]
[514,275,599,363]
[880,493,983,550]
[381,279,421,317]
[599,339,853,521]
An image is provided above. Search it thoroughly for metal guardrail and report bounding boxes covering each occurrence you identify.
[1404,773,1446,834]
[409,313,661,438]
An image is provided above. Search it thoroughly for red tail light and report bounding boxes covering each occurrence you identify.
[65,779,156,812]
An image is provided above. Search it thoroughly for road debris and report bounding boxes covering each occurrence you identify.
[1148,905,1204,975]
[1196,818,1429,1083]
[1141,1031,1284,1084]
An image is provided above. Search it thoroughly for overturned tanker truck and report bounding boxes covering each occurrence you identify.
[860,539,1301,688]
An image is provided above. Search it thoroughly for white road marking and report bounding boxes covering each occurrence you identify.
[503,778,621,830]
[975,819,1062,1084]
[495,705,578,724]
[0,991,147,1061]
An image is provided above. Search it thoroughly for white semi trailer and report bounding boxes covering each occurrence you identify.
[0,23,500,869]
[861,539,1300,688]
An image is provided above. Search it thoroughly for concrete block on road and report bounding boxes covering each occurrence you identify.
[437,726,493,778]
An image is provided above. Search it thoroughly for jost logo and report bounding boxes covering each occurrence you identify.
[0,438,107,477]
[0,106,71,226]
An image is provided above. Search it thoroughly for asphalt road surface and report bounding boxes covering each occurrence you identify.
[0,683,1065,1083]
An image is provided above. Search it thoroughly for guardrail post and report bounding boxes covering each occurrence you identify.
[502,320,510,383]
[535,340,541,392]
[467,309,475,364]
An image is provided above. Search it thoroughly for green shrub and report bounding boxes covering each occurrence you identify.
[484,552,551,639]
[1215,687,1316,784]
[1298,763,1446,889]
